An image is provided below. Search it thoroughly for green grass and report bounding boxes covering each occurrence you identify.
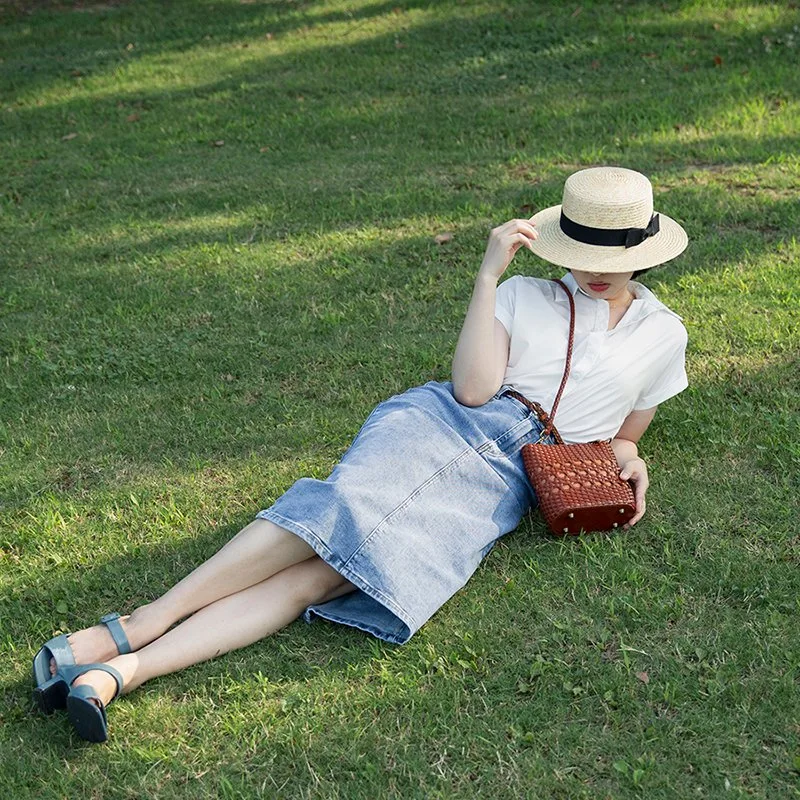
[1,0,799,797]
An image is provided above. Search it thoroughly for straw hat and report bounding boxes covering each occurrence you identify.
[528,167,688,273]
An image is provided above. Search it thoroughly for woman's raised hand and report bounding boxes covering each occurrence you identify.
[478,218,538,282]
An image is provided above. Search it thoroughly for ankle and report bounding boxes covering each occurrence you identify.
[108,653,142,696]
[124,603,172,649]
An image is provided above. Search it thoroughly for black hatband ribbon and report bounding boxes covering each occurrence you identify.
[559,211,660,248]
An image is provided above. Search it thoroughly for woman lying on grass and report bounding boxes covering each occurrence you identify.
[33,166,689,743]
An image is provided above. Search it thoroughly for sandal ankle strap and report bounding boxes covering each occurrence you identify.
[99,613,132,655]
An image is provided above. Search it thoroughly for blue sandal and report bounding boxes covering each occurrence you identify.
[32,613,131,714]
[59,662,125,743]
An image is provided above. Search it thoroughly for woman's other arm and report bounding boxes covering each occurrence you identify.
[451,219,537,406]
[611,406,658,527]
[451,282,509,407]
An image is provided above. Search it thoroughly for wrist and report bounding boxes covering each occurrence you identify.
[475,269,500,288]
[610,437,639,468]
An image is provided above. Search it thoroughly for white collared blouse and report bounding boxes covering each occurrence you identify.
[494,272,688,443]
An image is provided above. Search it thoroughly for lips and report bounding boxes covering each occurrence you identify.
[588,283,610,292]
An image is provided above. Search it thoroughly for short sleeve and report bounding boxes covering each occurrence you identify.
[634,326,688,409]
[494,276,517,335]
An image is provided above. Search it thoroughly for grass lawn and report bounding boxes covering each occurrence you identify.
[1,0,798,796]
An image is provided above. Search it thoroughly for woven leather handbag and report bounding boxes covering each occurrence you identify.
[511,279,636,535]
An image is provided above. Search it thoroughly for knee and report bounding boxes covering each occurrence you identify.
[286,558,350,607]
[233,518,315,560]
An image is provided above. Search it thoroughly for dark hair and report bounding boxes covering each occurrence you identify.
[632,268,652,279]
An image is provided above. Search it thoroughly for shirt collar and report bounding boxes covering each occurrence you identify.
[626,280,684,323]
[556,272,582,298]
[554,271,683,325]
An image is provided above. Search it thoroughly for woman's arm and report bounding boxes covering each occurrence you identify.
[451,281,510,407]
[451,219,537,406]
[611,406,658,527]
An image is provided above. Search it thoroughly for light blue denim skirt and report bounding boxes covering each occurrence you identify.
[256,381,550,644]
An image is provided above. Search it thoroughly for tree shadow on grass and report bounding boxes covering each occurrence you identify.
[3,0,797,313]
[0,0,452,101]
[3,1,797,341]
[4,1,798,192]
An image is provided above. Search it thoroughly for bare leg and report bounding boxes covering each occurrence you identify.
[53,519,315,672]
[72,557,355,704]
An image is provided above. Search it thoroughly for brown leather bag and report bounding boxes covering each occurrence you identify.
[510,279,636,535]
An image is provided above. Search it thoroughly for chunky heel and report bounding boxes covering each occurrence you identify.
[59,662,125,744]
[32,673,68,714]
[66,685,110,743]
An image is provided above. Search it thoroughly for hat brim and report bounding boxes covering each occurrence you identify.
[528,205,688,273]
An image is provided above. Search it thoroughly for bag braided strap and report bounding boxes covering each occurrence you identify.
[513,279,636,535]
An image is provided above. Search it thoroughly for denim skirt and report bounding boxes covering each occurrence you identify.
[256,381,550,644]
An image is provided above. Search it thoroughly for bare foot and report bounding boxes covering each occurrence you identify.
[49,617,131,677]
